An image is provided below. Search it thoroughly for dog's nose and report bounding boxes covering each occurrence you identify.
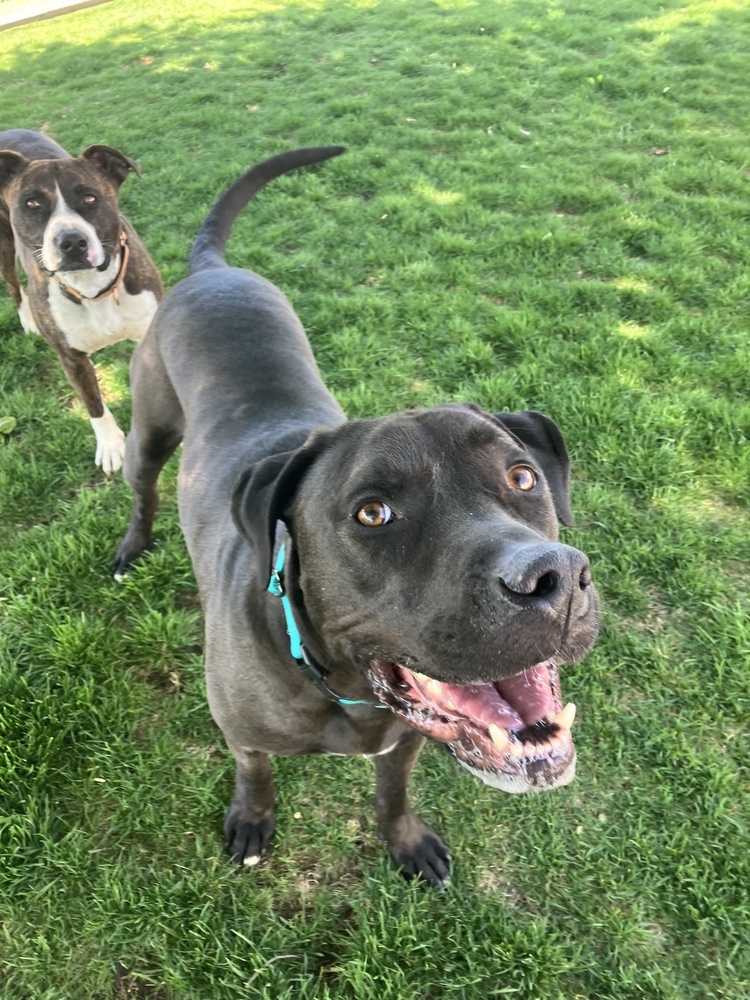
[56,230,89,257]
[498,542,592,606]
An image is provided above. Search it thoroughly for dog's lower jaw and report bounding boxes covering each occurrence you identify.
[52,254,118,297]
[91,405,126,475]
[367,657,577,794]
[459,750,576,793]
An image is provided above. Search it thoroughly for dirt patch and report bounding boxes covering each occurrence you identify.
[113,962,166,999]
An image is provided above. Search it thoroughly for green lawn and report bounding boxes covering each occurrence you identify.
[1,0,749,997]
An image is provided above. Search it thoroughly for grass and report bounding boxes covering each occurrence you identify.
[0,0,749,996]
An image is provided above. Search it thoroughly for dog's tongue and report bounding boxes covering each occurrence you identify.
[408,662,558,730]
[496,667,558,725]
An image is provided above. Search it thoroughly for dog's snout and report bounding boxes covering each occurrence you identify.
[56,229,89,257]
[529,569,559,599]
[498,543,592,606]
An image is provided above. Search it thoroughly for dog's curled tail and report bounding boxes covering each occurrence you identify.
[189,146,346,275]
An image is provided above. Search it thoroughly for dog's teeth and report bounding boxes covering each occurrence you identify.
[523,743,552,757]
[488,724,509,752]
[414,673,445,698]
[554,702,576,730]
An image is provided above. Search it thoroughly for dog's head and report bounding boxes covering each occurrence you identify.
[232,404,599,794]
[0,144,139,274]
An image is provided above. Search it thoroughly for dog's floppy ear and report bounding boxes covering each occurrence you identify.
[80,144,141,186]
[492,410,575,526]
[0,151,29,195]
[231,435,329,586]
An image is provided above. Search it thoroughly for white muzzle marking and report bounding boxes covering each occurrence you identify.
[42,184,105,273]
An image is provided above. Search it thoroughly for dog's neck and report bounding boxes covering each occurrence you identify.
[267,541,386,710]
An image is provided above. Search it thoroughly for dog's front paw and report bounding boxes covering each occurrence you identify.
[111,532,152,582]
[95,436,126,475]
[91,408,126,475]
[18,289,40,335]
[224,808,276,869]
[383,815,452,889]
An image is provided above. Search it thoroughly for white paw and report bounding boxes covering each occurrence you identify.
[18,287,39,335]
[91,408,126,475]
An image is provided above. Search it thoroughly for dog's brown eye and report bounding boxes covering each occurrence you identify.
[356,501,394,527]
[82,194,96,205]
[507,466,537,491]
[25,198,41,210]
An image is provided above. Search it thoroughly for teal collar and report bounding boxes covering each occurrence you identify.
[267,543,387,710]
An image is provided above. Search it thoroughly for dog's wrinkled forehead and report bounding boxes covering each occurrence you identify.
[9,159,118,215]
[4,159,123,256]
[6,159,118,235]
[319,407,521,496]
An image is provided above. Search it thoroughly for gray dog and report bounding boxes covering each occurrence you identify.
[113,147,599,887]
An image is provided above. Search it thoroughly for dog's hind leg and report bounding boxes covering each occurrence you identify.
[223,747,276,867]
[374,731,452,888]
[112,340,184,579]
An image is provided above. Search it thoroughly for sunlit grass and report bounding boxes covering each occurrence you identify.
[0,0,748,997]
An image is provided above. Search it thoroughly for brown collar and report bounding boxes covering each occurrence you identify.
[54,231,130,306]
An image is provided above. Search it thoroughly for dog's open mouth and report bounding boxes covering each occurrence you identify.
[368,658,576,793]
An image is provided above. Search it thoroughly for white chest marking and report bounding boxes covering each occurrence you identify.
[328,738,400,758]
[362,739,400,758]
[49,276,159,354]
